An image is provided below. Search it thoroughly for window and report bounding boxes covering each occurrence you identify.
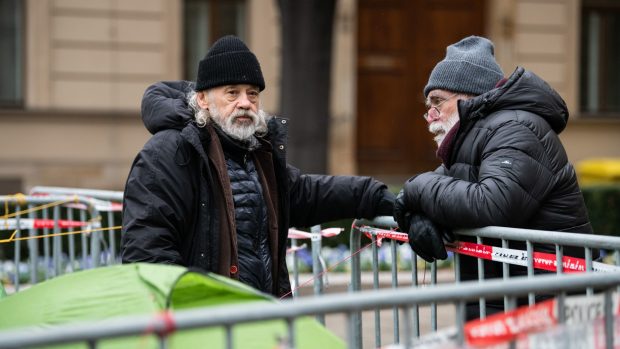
[0,0,23,107]
[183,0,247,81]
[0,177,22,195]
[580,0,620,115]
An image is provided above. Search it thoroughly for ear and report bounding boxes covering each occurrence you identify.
[196,91,210,110]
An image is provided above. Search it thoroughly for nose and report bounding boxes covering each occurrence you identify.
[425,107,440,123]
[236,92,252,109]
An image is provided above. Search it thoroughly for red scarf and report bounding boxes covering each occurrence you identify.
[436,121,460,166]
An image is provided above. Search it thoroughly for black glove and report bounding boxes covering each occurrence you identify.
[375,189,396,217]
[407,214,448,263]
[393,189,411,232]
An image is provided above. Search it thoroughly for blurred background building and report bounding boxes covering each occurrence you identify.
[0,0,619,192]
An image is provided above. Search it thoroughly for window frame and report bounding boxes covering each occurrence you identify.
[182,0,247,82]
[579,0,620,118]
[0,0,25,109]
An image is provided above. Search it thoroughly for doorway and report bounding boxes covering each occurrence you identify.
[356,0,486,177]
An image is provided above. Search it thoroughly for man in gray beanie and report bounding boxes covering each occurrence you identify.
[121,35,395,297]
[393,36,594,318]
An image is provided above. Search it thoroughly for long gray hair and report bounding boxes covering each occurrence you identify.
[187,90,209,127]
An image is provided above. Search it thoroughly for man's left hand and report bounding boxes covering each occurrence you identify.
[375,189,396,216]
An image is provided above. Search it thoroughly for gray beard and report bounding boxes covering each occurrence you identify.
[428,111,459,147]
[211,107,262,141]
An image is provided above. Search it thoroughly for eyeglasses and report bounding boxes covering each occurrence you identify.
[423,93,458,121]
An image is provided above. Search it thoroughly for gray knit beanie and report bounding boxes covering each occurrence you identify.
[424,36,504,97]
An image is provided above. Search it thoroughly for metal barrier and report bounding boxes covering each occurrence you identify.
[0,271,619,349]
[0,193,120,291]
[1,187,329,299]
[29,186,124,202]
[5,189,620,347]
[349,216,620,348]
[30,186,124,268]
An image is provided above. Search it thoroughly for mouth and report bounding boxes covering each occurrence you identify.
[233,115,253,124]
[429,122,445,136]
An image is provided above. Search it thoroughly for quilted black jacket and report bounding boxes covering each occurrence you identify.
[121,81,394,296]
[404,67,593,276]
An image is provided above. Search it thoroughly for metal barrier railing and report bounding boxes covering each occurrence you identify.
[30,186,124,267]
[29,186,124,202]
[2,187,330,300]
[349,216,620,348]
[0,271,618,349]
[0,194,118,291]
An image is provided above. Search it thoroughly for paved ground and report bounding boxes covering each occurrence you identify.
[295,270,457,348]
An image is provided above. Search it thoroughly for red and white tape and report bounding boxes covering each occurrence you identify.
[285,228,343,255]
[465,293,620,347]
[450,241,619,273]
[357,226,620,273]
[0,218,89,230]
[287,227,343,240]
[384,293,620,349]
[63,201,122,212]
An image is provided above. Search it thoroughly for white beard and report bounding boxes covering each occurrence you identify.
[428,111,459,147]
[210,106,267,141]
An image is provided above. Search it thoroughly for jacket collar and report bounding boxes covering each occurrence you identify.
[456,67,568,133]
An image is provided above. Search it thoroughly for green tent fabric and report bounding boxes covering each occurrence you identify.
[0,263,344,349]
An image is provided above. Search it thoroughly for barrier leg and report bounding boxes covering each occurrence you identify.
[371,235,381,347]
[391,240,400,343]
[53,206,61,277]
[13,205,21,291]
[291,238,299,298]
[27,204,38,284]
[349,223,362,348]
[311,225,324,325]
[67,208,75,273]
[43,208,51,279]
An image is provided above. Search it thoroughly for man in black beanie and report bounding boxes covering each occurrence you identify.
[121,35,395,297]
[393,36,594,318]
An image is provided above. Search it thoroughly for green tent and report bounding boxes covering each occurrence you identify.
[0,263,344,349]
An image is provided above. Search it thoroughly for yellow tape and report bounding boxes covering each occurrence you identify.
[0,225,123,244]
[0,198,74,219]
[13,193,27,207]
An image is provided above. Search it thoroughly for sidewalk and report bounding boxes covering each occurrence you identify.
[293,269,457,348]
[293,268,455,296]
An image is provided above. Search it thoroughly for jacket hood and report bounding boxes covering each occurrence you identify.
[141,80,196,134]
[460,67,569,133]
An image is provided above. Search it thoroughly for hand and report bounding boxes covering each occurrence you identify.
[407,214,448,263]
[442,229,455,243]
[393,189,411,232]
[375,189,396,216]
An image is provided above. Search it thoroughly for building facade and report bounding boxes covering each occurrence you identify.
[0,0,618,192]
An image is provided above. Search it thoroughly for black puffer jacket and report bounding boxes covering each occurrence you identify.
[403,67,593,279]
[217,127,272,293]
[121,81,395,297]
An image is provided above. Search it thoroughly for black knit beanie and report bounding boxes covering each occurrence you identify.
[195,35,265,91]
[424,36,504,97]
